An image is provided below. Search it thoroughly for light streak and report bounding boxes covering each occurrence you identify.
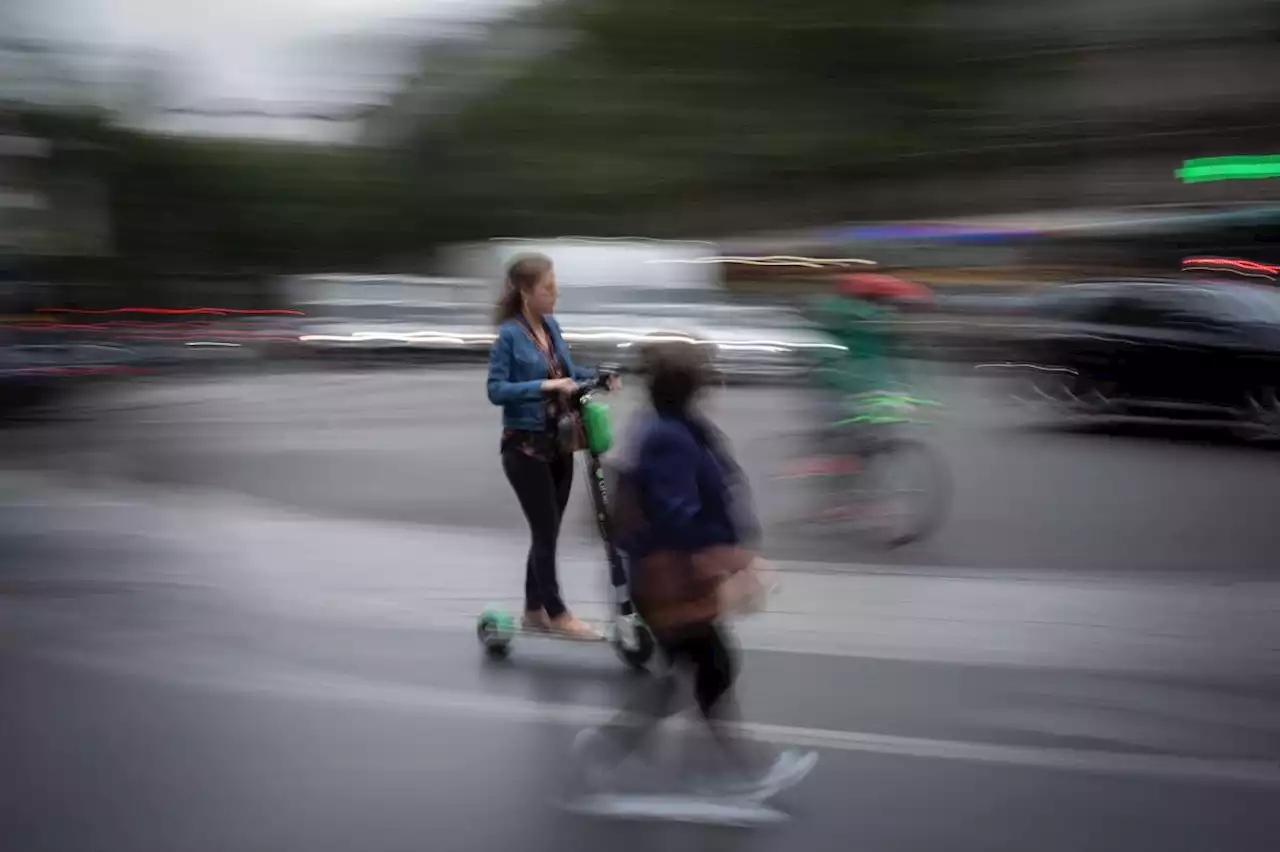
[1182,257,1280,275]
[1177,156,1280,183]
[645,256,876,269]
[38,307,305,317]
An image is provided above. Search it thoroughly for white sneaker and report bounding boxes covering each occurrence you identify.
[694,749,818,800]
[570,728,617,791]
[751,749,818,799]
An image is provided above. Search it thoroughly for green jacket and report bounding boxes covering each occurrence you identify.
[807,295,896,396]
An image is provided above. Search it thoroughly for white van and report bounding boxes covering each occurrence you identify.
[436,238,723,310]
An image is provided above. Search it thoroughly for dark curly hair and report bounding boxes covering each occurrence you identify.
[638,334,713,414]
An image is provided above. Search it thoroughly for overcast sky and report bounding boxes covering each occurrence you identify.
[9,0,527,139]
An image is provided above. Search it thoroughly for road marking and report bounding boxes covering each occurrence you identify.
[44,648,1280,790]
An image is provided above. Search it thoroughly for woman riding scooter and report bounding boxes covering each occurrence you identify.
[486,253,618,639]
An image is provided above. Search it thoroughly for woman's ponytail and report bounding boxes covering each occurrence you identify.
[492,283,523,325]
[492,253,553,325]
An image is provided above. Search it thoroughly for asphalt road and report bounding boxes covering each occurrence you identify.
[8,652,1280,852]
[3,478,1280,852]
[12,363,1280,576]
[8,329,1280,849]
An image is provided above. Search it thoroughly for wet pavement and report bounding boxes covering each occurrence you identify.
[8,649,1280,852]
[2,474,1280,851]
[9,365,1280,575]
[5,368,1280,851]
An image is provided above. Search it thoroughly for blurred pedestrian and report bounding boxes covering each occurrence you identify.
[572,336,816,797]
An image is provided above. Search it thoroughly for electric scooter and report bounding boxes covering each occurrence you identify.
[476,366,657,670]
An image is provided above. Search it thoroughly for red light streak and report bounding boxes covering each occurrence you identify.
[1182,257,1280,275]
[8,323,298,342]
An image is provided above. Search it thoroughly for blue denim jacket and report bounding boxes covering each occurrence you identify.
[486,316,594,430]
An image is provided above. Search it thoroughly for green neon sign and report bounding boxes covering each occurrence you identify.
[1177,155,1280,183]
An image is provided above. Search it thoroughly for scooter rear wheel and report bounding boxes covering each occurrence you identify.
[477,608,514,660]
[613,621,656,671]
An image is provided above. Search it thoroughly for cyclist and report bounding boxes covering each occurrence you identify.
[797,271,930,471]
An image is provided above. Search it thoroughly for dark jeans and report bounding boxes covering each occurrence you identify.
[502,447,574,619]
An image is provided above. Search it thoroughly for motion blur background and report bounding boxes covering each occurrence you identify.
[7,0,1280,383]
[5,2,1280,851]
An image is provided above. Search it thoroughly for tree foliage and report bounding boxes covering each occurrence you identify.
[401,0,1047,238]
[107,134,419,272]
[7,1,1077,280]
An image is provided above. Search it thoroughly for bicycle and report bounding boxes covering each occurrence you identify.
[778,389,951,548]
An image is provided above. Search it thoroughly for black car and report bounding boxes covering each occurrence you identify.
[994,278,1280,436]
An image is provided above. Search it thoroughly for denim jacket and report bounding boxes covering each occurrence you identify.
[486,316,594,431]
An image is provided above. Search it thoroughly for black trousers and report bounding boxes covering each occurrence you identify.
[502,448,574,619]
[597,621,738,761]
[657,621,737,718]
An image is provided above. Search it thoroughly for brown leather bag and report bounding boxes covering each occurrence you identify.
[633,546,753,633]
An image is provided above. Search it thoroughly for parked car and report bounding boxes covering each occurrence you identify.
[992,277,1280,436]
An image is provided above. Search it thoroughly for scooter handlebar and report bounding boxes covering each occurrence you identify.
[568,365,620,406]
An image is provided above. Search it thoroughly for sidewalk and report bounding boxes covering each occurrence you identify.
[7,471,1280,676]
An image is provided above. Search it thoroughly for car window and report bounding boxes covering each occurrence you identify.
[1038,286,1119,323]
[1103,286,1209,328]
[1096,284,1266,332]
[1193,285,1280,325]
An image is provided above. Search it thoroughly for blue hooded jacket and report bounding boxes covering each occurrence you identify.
[622,410,758,560]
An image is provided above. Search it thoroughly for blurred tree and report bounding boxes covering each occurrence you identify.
[0,14,433,302]
[2,0,1085,279]
[107,134,421,273]
[390,0,1053,238]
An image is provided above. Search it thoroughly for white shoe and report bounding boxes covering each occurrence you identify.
[751,749,818,799]
[570,729,617,791]
[693,749,818,800]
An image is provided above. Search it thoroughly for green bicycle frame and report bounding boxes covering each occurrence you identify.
[830,390,944,427]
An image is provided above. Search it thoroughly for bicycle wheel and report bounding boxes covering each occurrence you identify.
[839,437,950,548]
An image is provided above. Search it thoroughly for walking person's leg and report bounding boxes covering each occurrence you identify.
[571,632,693,787]
[682,621,819,796]
[680,622,754,776]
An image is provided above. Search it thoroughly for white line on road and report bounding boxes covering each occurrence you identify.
[44,648,1280,790]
